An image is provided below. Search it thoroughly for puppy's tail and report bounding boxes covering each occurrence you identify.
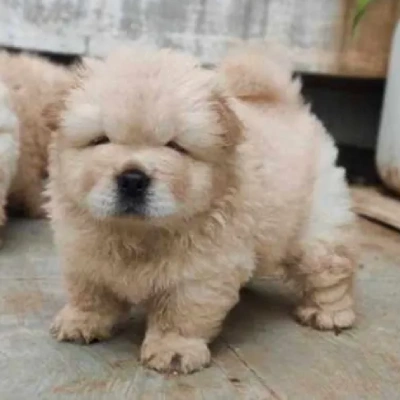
[219,42,302,107]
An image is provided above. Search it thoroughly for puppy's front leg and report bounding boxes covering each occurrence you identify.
[141,276,243,374]
[51,272,129,344]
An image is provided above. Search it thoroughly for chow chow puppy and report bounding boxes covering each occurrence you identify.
[49,45,358,374]
[0,51,74,244]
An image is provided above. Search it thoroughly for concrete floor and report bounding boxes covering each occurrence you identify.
[1,218,400,400]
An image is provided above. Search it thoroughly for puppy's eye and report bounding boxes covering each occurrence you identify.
[166,141,188,155]
[89,135,110,146]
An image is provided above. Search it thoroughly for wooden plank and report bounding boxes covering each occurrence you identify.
[2,218,400,398]
[338,0,400,77]
[222,248,400,400]
[213,340,280,400]
[351,186,400,231]
[0,220,285,400]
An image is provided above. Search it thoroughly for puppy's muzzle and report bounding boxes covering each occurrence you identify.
[116,168,150,215]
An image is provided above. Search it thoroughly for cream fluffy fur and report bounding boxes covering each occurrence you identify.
[0,52,74,243]
[49,45,358,374]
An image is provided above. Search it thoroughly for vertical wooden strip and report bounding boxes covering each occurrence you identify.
[339,0,399,77]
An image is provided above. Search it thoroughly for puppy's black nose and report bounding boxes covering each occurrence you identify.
[117,169,150,197]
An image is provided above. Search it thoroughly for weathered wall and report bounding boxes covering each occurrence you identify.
[0,0,398,77]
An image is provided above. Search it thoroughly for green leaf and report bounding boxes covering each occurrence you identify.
[352,0,376,34]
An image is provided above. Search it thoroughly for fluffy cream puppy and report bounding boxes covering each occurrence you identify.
[0,51,73,243]
[49,45,358,374]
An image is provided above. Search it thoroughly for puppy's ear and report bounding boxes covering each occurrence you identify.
[212,94,243,150]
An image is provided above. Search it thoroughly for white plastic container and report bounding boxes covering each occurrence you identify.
[376,21,400,194]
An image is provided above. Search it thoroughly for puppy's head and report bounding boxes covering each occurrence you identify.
[53,47,242,224]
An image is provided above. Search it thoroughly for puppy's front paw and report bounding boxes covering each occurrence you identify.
[50,305,114,344]
[295,304,355,332]
[141,333,210,374]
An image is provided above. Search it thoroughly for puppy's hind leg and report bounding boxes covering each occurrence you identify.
[288,136,358,331]
[291,239,357,331]
[0,82,19,245]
